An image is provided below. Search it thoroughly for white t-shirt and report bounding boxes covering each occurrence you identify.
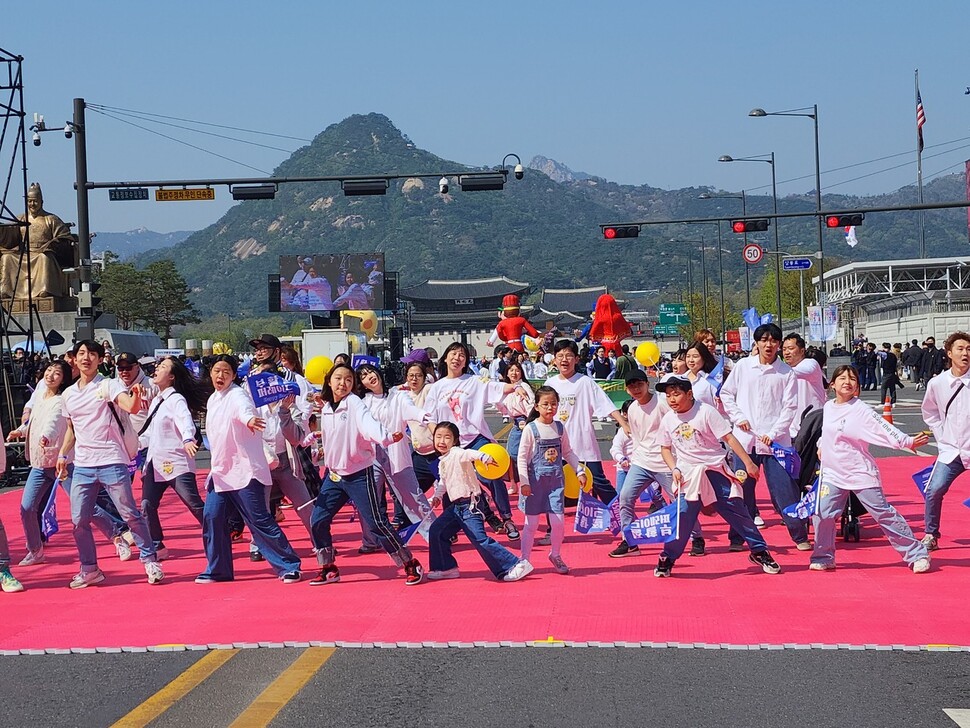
[206,384,271,492]
[627,393,671,473]
[516,420,580,488]
[659,401,732,469]
[789,357,827,437]
[819,397,914,491]
[62,375,130,467]
[363,388,429,473]
[423,374,506,447]
[544,373,617,462]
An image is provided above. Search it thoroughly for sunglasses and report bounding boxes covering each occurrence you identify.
[116,365,135,372]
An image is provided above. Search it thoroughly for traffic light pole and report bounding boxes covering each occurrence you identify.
[73,97,94,337]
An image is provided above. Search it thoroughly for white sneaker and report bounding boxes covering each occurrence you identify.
[426,567,461,580]
[548,553,570,575]
[809,562,835,571]
[121,531,136,546]
[114,536,132,562]
[912,557,931,574]
[753,515,766,527]
[920,534,939,551]
[69,570,106,589]
[795,541,813,551]
[535,533,552,546]
[145,561,164,585]
[502,559,534,582]
[19,549,45,566]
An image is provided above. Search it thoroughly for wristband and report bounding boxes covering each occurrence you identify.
[57,454,68,460]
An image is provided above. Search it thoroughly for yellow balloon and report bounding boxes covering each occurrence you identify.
[635,342,661,367]
[523,335,540,352]
[360,310,378,338]
[305,355,334,386]
[563,464,593,498]
[473,443,511,480]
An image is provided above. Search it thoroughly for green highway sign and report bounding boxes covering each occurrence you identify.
[653,324,681,336]
[659,303,689,326]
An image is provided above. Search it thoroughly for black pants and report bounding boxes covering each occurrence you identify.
[141,465,205,549]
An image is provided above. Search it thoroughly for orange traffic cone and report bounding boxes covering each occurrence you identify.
[882,396,893,424]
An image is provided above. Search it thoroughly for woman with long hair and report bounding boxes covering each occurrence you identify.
[280,345,322,498]
[422,342,527,540]
[684,341,719,407]
[400,360,439,493]
[498,361,535,496]
[140,357,210,560]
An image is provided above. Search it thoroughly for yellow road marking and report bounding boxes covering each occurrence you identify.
[110,649,239,728]
[229,647,335,727]
[494,422,513,440]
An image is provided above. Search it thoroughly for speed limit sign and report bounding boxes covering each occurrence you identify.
[742,243,764,265]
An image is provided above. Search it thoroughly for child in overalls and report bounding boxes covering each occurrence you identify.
[517,386,585,574]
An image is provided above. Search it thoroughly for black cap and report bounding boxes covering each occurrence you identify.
[115,352,139,368]
[249,333,282,350]
[655,375,693,393]
[624,370,649,385]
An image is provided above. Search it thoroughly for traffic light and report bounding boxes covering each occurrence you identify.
[731,219,769,233]
[825,213,864,228]
[77,282,103,317]
[602,225,640,239]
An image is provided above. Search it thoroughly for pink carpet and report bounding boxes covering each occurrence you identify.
[1,457,968,650]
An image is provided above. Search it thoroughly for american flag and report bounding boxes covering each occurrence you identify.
[917,89,926,153]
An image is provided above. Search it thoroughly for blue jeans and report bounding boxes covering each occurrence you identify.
[71,463,156,572]
[310,466,411,566]
[583,460,618,505]
[729,451,809,545]
[663,471,768,561]
[619,465,699,542]
[429,499,520,578]
[466,435,512,520]
[924,458,967,538]
[201,479,301,579]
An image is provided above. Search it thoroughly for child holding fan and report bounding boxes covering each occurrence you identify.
[516,386,585,574]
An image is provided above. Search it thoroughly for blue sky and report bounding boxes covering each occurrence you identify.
[5,0,969,233]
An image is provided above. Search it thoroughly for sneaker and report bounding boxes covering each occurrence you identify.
[648,499,666,514]
[921,534,939,551]
[309,564,340,585]
[912,557,931,574]
[427,567,461,580]
[809,562,836,571]
[503,520,520,541]
[357,544,382,555]
[69,569,106,589]
[502,559,534,582]
[155,546,169,561]
[795,541,813,551]
[749,550,781,574]
[145,561,164,585]
[250,549,264,562]
[229,529,244,542]
[689,537,706,557]
[19,549,45,567]
[728,542,746,552]
[548,553,570,575]
[486,515,505,534]
[654,555,673,578]
[114,536,132,562]
[609,541,639,558]
[121,531,136,546]
[195,575,220,584]
[535,533,552,546]
[279,571,301,584]
[274,508,285,523]
[449,533,459,544]
[0,568,24,593]
[753,515,766,527]
[403,558,424,586]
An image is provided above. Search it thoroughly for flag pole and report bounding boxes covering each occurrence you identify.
[916,69,926,258]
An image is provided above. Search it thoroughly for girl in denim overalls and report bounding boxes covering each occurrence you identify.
[517,386,584,574]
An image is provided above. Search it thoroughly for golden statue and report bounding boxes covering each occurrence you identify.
[4,183,74,299]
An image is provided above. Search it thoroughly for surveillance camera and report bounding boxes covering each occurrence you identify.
[64,124,73,139]
[438,177,449,194]
[32,132,41,147]
[513,163,524,180]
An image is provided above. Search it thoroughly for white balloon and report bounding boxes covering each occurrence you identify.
[544,353,554,364]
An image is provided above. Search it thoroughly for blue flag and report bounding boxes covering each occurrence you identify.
[247,371,301,407]
[783,478,818,520]
[742,307,762,332]
[351,354,381,369]
[397,521,421,544]
[911,465,934,497]
[41,483,59,539]
[622,498,687,545]
[573,491,621,535]
[772,445,802,480]
[707,356,726,395]
[638,482,661,503]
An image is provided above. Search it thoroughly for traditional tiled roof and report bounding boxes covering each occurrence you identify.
[400,276,530,301]
[539,286,609,315]
[529,308,586,327]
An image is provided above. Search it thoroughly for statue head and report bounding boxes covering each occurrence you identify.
[27,183,43,215]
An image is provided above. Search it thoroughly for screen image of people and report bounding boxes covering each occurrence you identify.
[279,253,383,312]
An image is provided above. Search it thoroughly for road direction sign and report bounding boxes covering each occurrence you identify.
[653,324,681,336]
[742,243,764,264]
[108,187,149,201]
[155,188,215,202]
[783,257,814,271]
[659,303,689,325]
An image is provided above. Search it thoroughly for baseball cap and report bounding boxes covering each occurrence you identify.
[624,370,649,385]
[655,375,693,393]
[249,333,282,350]
[115,352,139,368]
[401,348,432,366]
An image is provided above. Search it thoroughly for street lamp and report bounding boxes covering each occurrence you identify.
[659,252,694,327]
[749,105,824,306]
[667,238,708,329]
[684,221,727,345]
[718,153,782,324]
[698,191,752,308]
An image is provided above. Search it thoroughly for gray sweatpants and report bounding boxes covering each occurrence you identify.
[811,484,927,567]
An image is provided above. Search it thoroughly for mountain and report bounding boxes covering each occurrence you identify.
[528,155,594,183]
[135,113,969,316]
[93,228,193,259]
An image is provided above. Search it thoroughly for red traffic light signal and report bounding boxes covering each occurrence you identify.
[730,219,769,233]
[603,225,640,239]
[825,213,864,228]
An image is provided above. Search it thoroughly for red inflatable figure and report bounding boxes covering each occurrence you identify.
[486,294,539,353]
[588,294,631,357]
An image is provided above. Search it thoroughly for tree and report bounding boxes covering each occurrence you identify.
[141,259,200,339]
[99,261,146,330]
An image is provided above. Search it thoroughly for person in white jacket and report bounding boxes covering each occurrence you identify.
[782,333,827,438]
[719,323,811,550]
[812,365,931,573]
[920,331,970,551]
